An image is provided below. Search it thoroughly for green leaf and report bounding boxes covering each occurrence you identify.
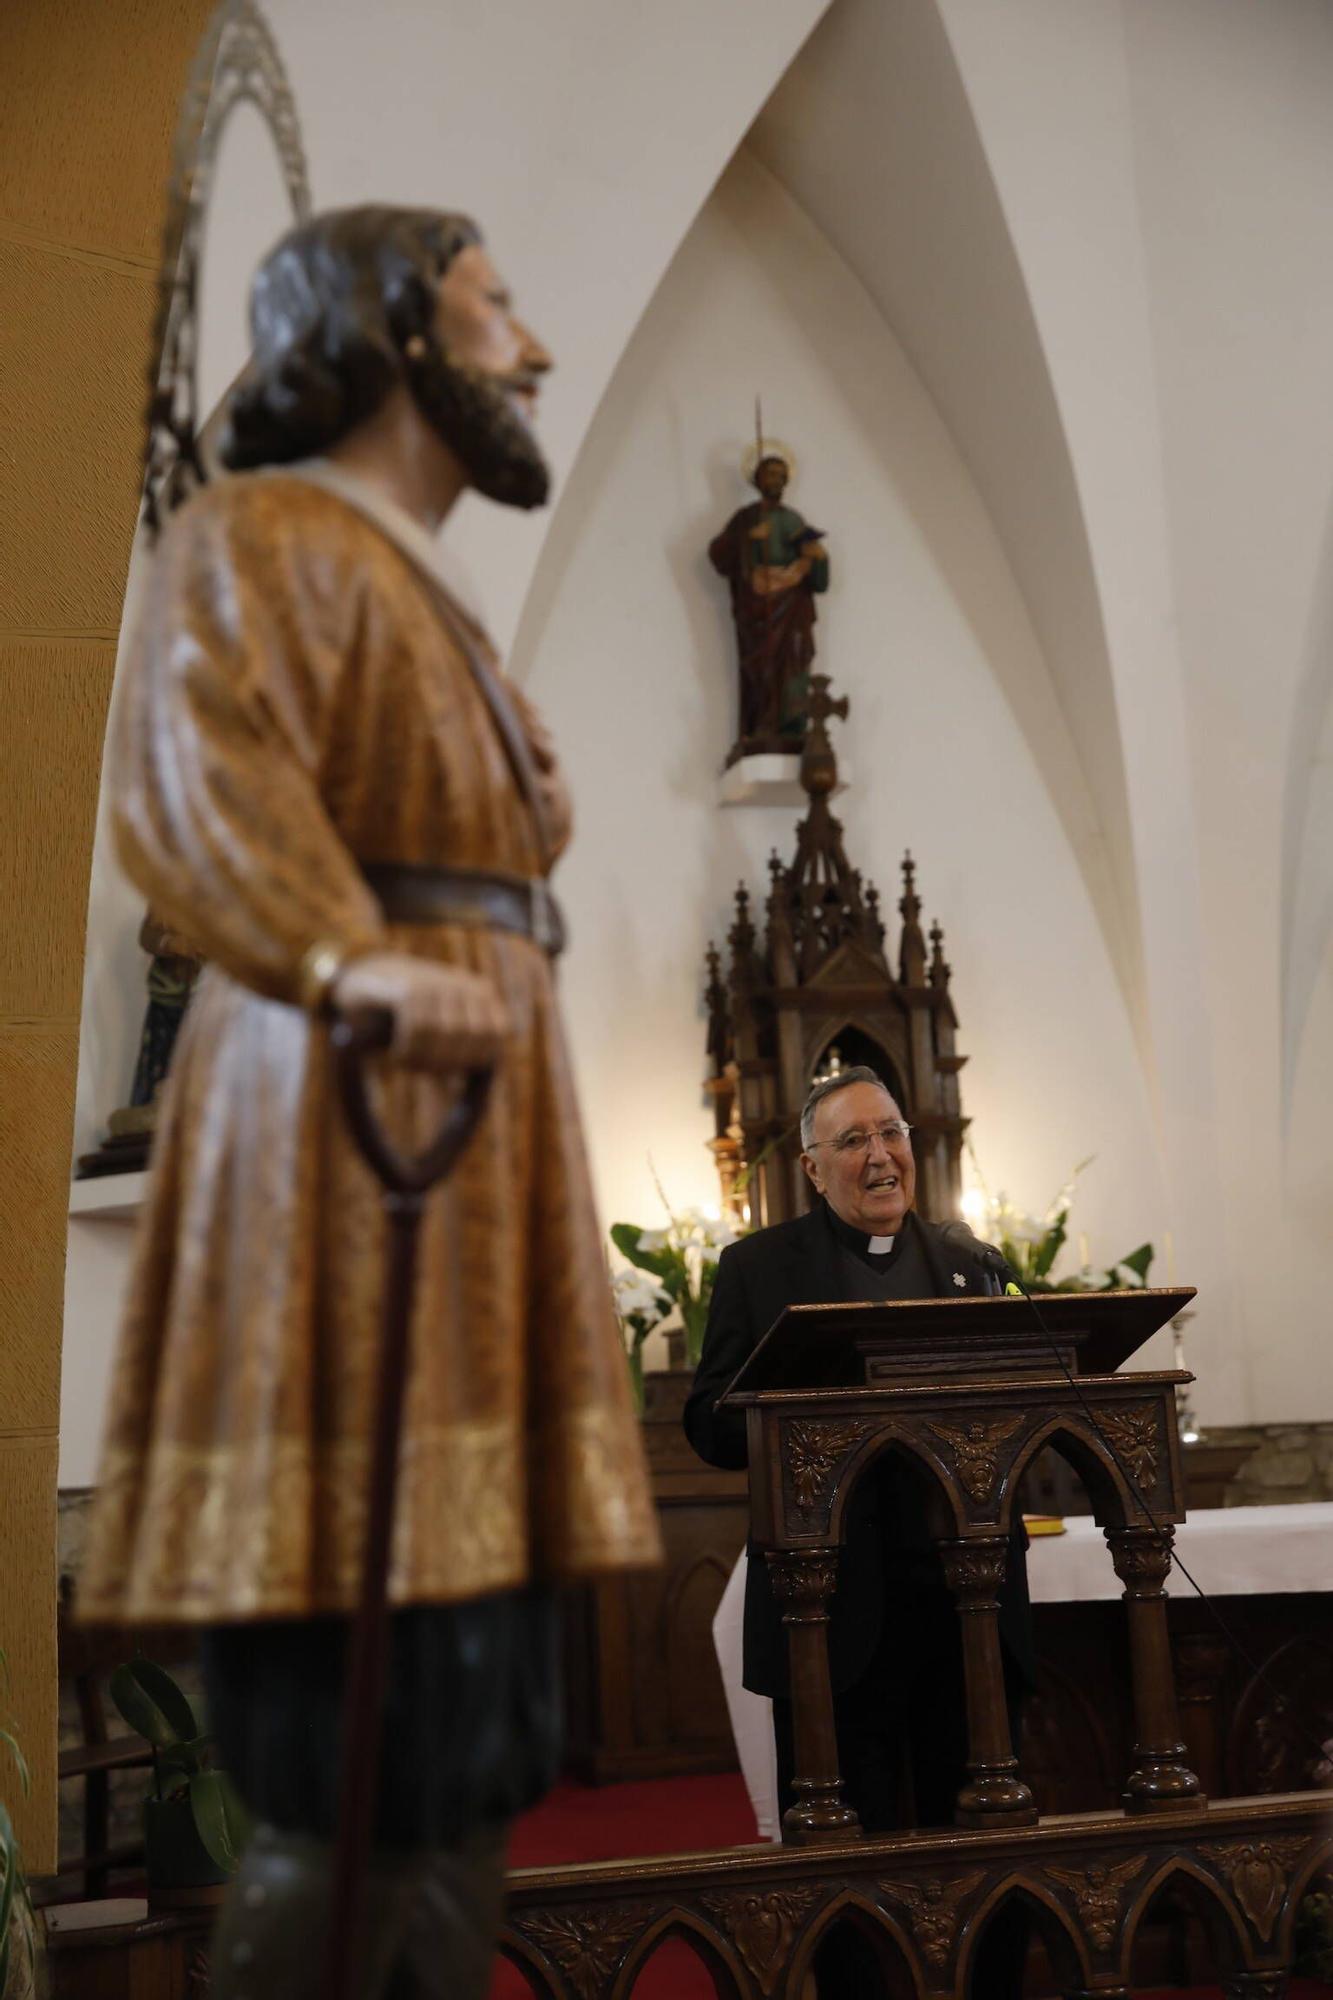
[110,1658,198,1747]
[1031,1212,1067,1281]
[156,1736,209,1780]
[0,1727,30,1800]
[188,1770,245,1872]
[679,1296,710,1369]
[1116,1242,1154,1284]
[0,1804,19,1989]
[608,1224,677,1283]
[625,1346,645,1417]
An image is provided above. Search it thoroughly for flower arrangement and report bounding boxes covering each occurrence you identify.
[609,1266,675,1414]
[964,1154,1153,1292]
[609,1203,742,1406]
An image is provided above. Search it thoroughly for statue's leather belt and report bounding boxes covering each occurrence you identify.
[363,862,566,958]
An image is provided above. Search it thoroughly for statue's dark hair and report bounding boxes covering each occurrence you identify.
[751,453,790,489]
[219,205,481,470]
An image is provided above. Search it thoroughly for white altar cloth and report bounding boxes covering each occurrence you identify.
[713,1503,1333,1840]
[1026,1501,1333,1602]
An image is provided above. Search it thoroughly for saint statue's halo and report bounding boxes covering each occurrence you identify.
[741,436,799,486]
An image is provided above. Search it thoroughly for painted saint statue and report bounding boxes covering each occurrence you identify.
[79,205,660,1999]
[708,447,830,765]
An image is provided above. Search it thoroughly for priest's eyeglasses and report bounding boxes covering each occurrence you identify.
[808,1121,913,1156]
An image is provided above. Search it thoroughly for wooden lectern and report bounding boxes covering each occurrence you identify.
[719,1287,1205,1845]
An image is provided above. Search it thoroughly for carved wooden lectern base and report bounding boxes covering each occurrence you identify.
[725,1291,1207,1843]
[490,1292,1333,1998]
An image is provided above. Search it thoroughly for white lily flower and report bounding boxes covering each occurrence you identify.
[635,1227,670,1252]
[611,1267,671,1320]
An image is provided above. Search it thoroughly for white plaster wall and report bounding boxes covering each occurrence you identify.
[204,0,832,655]
[931,0,1333,1418]
[522,152,1164,1351]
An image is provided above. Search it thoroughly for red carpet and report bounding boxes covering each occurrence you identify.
[489,1775,1330,1997]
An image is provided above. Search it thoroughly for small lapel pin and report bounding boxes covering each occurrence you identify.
[952,1272,967,1288]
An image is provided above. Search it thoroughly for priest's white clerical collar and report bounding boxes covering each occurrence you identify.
[868,1235,896,1254]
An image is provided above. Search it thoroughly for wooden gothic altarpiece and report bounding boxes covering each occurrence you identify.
[704,675,967,1227]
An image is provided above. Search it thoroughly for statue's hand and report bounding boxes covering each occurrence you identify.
[748,522,770,541]
[330,953,509,1074]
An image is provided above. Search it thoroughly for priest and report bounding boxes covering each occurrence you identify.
[684,1064,1030,1995]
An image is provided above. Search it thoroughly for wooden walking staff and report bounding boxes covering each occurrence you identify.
[320,1010,494,2000]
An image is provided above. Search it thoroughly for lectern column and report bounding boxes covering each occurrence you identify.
[940,1536,1037,1826]
[1105,1525,1203,1812]
[765,1548,862,1844]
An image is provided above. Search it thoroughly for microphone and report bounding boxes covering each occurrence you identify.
[935,1219,1012,1280]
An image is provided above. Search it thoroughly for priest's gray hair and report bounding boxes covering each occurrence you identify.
[799,1066,896,1149]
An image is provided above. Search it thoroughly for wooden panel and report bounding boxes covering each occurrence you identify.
[565,1376,750,1782]
[0,0,215,1882]
[0,239,154,635]
[0,1434,59,1864]
[0,640,116,1019]
[47,1905,214,1999]
[0,0,210,265]
[0,1026,78,1433]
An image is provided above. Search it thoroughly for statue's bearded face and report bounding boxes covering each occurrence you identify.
[408,242,552,510]
[755,457,789,503]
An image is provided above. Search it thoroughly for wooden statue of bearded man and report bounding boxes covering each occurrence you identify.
[79,206,659,1999]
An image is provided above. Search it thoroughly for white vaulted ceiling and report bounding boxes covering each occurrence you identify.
[746,0,1145,1060]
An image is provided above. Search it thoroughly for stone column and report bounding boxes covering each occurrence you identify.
[1105,1526,1203,1811]
[940,1537,1037,1825]
[765,1548,862,1844]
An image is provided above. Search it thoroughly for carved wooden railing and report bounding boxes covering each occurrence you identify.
[499,1794,1331,1999]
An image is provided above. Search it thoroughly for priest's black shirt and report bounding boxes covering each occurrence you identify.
[684,1202,1033,1698]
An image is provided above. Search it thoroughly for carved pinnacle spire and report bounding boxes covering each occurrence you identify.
[704,939,730,1071]
[898,849,927,985]
[929,918,951,990]
[765,848,789,926]
[800,673,850,801]
[729,881,755,961]
[865,880,886,949]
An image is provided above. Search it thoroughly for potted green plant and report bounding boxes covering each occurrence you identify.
[109,1658,248,1904]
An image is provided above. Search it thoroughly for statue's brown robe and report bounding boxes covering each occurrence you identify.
[80,472,660,1624]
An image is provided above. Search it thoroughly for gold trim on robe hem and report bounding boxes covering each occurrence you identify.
[81,1404,650,1623]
